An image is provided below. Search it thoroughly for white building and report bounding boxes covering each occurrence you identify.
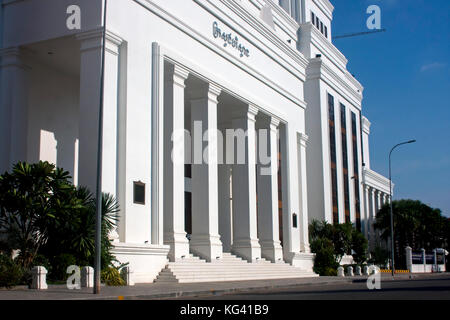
[0,0,391,283]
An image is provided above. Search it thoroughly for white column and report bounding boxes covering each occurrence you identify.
[76,30,122,196]
[375,190,382,214]
[163,64,190,261]
[298,133,310,253]
[218,124,232,252]
[231,105,261,262]
[280,124,302,264]
[0,47,29,173]
[383,193,388,205]
[189,83,223,262]
[363,185,370,239]
[369,187,377,249]
[256,116,283,263]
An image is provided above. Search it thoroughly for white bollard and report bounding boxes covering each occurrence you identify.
[31,266,48,290]
[81,266,94,288]
[363,266,370,276]
[355,266,362,276]
[121,266,135,286]
[337,266,345,277]
[347,266,354,277]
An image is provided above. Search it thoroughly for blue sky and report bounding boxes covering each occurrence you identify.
[331,0,450,216]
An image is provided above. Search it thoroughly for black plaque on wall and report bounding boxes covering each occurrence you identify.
[133,181,145,205]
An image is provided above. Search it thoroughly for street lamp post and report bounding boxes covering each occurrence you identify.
[388,139,416,278]
[94,0,108,294]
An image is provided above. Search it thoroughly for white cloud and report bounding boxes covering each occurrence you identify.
[420,62,447,72]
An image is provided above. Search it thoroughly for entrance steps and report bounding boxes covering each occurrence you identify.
[154,252,317,283]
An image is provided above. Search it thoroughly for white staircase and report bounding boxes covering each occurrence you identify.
[154,252,317,283]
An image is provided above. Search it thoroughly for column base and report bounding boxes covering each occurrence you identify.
[164,231,190,262]
[232,238,261,262]
[190,234,223,262]
[260,240,284,263]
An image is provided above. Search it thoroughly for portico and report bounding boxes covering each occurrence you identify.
[161,57,309,266]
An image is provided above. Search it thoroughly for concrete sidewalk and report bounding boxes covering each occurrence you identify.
[0,273,447,300]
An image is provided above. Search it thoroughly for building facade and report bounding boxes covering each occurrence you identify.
[0,0,391,282]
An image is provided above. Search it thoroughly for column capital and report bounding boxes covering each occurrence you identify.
[189,82,222,104]
[76,28,124,54]
[256,115,280,130]
[269,117,280,128]
[0,47,31,70]
[208,83,222,97]
[166,64,189,88]
[233,104,259,122]
[248,104,259,118]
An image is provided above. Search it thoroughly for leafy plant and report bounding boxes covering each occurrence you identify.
[101,266,125,286]
[374,199,449,269]
[309,220,368,275]
[352,228,369,264]
[310,237,339,276]
[0,254,27,288]
[0,161,84,268]
[0,161,121,280]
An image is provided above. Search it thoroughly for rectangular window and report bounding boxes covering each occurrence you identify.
[311,12,315,24]
[133,181,146,205]
[341,104,350,224]
[316,17,320,29]
[351,112,362,231]
[328,94,339,225]
[320,21,324,34]
[324,26,328,38]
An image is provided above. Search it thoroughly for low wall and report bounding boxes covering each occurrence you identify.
[111,242,170,283]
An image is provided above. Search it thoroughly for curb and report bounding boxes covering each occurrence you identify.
[90,278,356,300]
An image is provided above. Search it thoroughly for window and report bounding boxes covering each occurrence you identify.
[341,104,350,224]
[133,181,146,205]
[351,112,362,231]
[328,94,339,225]
[311,12,329,38]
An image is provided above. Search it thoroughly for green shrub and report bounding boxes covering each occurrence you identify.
[0,254,26,288]
[369,245,389,267]
[50,253,77,281]
[311,238,339,276]
[323,267,338,276]
[101,266,125,286]
[352,229,368,264]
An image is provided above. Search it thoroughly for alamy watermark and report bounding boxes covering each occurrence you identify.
[172,122,277,176]
[366,265,381,290]
[366,5,382,30]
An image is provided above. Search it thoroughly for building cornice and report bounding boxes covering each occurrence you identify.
[211,0,309,71]
[250,0,300,37]
[306,58,363,108]
[300,23,347,69]
[362,116,371,134]
[312,0,334,20]
[363,168,391,194]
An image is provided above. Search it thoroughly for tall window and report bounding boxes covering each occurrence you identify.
[328,94,339,225]
[341,104,350,224]
[351,112,362,231]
